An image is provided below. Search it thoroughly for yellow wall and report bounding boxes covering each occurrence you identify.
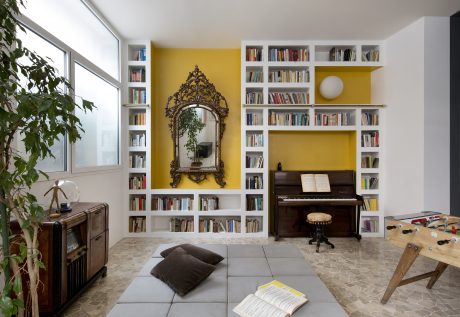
[315,68,371,104]
[151,48,241,189]
[269,131,356,171]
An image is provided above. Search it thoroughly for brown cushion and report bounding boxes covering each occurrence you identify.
[151,247,215,296]
[307,212,332,223]
[160,244,224,265]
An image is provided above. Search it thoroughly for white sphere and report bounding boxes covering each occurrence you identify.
[319,76,344,100]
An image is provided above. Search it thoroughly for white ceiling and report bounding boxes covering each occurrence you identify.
[91,0,460,48]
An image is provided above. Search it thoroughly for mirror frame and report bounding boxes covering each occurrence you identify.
[165,66,229,187]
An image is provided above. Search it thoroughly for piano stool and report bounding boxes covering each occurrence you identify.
[307,212,335,253]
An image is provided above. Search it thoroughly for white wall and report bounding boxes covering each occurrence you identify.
[372,17,450,216]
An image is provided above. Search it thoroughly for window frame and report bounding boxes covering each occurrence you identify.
[17,1,123,177]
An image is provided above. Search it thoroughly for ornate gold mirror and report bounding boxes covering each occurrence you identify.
[165,66,229,187]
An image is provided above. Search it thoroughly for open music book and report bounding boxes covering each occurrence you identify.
[300,174,331,192]
[233,282,308,317]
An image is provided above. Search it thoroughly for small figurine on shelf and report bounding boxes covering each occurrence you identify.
[44,180,68,218]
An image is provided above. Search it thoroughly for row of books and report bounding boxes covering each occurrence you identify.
[246,71,263,83]
[361,132,379,147]
[268,48,309,62]
[132,47,147,61]
[130,88,146,104]
[129,175,146,190]
[170,218,194,232]
[246,133,264,147]
[246,92,263,104]
[130,196,146,211]
[268,92,309,105]
[362,49,380,62]
[129,68,145,82]
[361,176,378,190]
[246,155,264,168]
[129,112,146,125]
[363,197,379,211]
[329,47,356,62]
[129,132,146,147]
[246,112,263,126]
[361,155,379,168]
[269,112,309,126]
[129,216,146,233]
[362,218,378,233]
[199,196,219,211]
[268,69,309,83]
[246,218,261,233]
[199,218,241,233]
[361,112,379,125]
[246,48,262,62]
[129,154,146,168]
[246,196,263,211]
[315,112,352,126]
[246,175,263,189]
[152,196,193,211]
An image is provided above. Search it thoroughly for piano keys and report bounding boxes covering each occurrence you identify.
[270,170,363,241]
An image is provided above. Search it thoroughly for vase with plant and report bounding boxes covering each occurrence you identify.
[0,1,94,316]
[178,108,205,167]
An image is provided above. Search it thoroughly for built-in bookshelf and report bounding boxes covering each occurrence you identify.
[124,41,151,236]
[242,40,384,238]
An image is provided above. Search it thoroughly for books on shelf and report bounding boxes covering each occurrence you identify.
[132,47,146,61]
[246,91,263,104]
[246,218,261,233]
[362,49,379,62]
[233,282,308,317]
[246,133,264,147]
[129,154,146,168]
[199,218,241,233]
[361,112,379,125]
[268,92,309,105]
[129,112,146,125]
[361,155,379,168]
[269,69,309,83]
[329,47,356,62]
[268,48,309,62]
[129,216,146,233]
[130,88,146,104]
[315,112,351,126]
[246,70,263,83]
[363,196,379,211]
[246,175,263,189]
[199,196,219,211]
[247,196,263,211]
[247,112,263,126]
[152,196,193,211]
[246,48,262,62]
[130,196,146,211]
[169,217,194,232]
[301,174,331,192]
[129,67,145,82]
[361,131,379,147]
[129,175,146,190]
[246,155,264,168]
[361,175,378,190]
[129,132,146,147]
[269,111,309,126]
[362,218,378,232]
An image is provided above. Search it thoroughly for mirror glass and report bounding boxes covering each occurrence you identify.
[177,105,218,169]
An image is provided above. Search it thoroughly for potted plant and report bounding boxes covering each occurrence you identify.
[178,108,206,167]
[0,1,94,316]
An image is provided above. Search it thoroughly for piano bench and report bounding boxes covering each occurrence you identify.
[306,212,334,253]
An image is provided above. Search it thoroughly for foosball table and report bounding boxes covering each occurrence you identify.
[382,211,460,304]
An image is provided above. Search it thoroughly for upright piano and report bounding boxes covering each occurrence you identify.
[270,170,363,241]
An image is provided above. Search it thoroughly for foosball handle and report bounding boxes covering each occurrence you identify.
[386,225,397,230]
[402,229,413,234]
[437,239,450,245]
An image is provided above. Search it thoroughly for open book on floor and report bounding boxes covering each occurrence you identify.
[233,281,308,317]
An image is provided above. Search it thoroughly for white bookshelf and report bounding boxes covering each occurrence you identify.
[241,40,384,238]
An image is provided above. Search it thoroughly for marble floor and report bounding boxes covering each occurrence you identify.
[63,237,460,317]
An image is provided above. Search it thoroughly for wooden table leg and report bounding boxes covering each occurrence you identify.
[426,262,448,289]
[381,243,421,304]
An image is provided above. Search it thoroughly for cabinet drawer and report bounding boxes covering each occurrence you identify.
[89,232,106,277]
[90,207,106,238]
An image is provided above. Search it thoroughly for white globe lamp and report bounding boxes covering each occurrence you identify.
[319,76,344,100]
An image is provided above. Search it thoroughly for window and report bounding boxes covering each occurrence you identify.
[21,0,119,79]
[74,64,119,168]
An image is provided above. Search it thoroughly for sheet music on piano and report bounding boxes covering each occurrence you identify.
[300,174,331,192]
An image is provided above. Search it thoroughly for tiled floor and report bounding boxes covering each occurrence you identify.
[63,237,460,317]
